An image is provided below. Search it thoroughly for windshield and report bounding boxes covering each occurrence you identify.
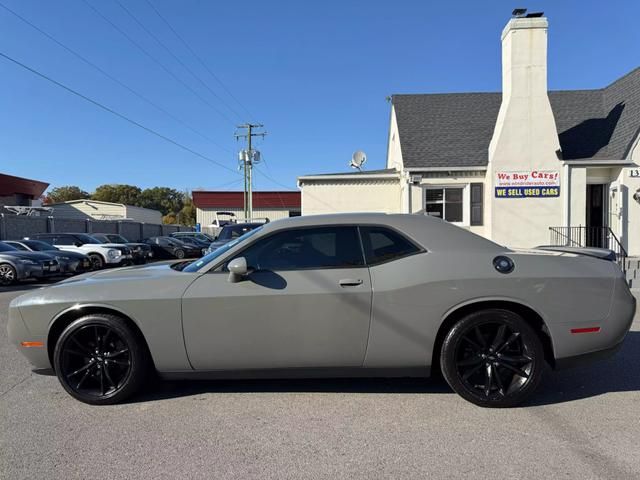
[218,224,260,241]
[24,240,58,251]
[75,234,101,244]
[182,226,264,272]
[0,242,18,252]
[106,234,128,243]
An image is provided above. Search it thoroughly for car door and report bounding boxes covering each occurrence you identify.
[181,225,373,371]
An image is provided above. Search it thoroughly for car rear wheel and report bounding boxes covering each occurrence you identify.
[53,314,150,405]
[0,263,17,285]
[175,249,185,259]
[440,309,545,408]
[88,253,104,270]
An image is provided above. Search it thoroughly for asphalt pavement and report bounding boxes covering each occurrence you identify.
[1,284,639,479]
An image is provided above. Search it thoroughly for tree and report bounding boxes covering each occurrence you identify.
[176,192,197,226]
[139,187,184,216]
[92,184,142,205]
[43,186,90,204]
[162,213,177,224]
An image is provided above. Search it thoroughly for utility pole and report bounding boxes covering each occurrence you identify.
[235,123,266,219]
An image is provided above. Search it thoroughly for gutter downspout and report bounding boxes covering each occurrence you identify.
[563,163,571,227]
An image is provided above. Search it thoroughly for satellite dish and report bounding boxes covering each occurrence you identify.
[350,150,367,171]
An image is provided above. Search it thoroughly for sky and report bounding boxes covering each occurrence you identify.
[1,0,639,194]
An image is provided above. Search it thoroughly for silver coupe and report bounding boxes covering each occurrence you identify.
[7,213,636,407]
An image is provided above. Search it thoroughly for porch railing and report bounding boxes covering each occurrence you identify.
[549,226,627,271]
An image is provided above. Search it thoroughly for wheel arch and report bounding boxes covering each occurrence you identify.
[47,304,155,371]
[431,299,556,376]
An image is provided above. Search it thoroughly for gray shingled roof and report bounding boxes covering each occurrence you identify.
[392,67,640,168]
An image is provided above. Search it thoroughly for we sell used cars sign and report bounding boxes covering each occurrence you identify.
[495,170,560,198]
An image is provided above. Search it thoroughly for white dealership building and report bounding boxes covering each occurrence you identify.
[299,13,640,257]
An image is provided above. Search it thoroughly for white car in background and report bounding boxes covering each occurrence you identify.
[24,233,133,269]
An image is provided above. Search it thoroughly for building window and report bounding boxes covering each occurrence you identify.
[425,187,464,222]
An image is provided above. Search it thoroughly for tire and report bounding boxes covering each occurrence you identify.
[440,309,545,408]
[0,263,17,285]
[53,313,150,405]
[174,249,185,259]
[88,253,104,270]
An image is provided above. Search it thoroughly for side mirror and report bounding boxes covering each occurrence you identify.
[228,257,249,283]
[74,242,83,247]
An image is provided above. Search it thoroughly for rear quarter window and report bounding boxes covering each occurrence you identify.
[360,226,422,265]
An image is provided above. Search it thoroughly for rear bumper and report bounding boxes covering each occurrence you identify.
[554,339,624,370]
[553,279,635,369]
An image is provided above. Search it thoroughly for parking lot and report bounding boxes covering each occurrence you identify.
[1,284,639,479]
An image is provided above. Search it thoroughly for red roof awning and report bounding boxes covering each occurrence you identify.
[0,173,49,199]
[192,191,300,209]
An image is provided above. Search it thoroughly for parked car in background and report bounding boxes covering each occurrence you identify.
[170,231,215,245]
[3,240,92,274]
[0,241,60,285]
[25,233,132,270]
[143,236,203,259]
[91,233,153,265]
[205,223,264,254]
[175,236,209,256]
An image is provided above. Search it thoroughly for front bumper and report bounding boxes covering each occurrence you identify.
[16,261,60,280]
[105,254,133,265]
[7,304,51,370]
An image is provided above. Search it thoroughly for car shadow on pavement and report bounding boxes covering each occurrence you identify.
[133,376,453,403]
[527,331,640,406]
[130,332,640,405]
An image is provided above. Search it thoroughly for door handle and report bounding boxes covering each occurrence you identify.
[339,278,363,287]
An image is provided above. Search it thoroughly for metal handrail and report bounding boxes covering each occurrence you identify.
[549,226,627,271]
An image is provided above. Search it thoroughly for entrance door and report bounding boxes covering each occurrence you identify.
[586,184,607,247]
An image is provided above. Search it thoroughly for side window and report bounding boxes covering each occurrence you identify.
[11,243,29,251]
[54,235,75,246]
[35,236,55,246]
[360,226,421,265]
[237,226,364,271]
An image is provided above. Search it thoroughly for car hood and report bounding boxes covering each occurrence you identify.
[11,261,201,309]
[0,251,53,261]
[208,240,228,250]
[45,250,87,260]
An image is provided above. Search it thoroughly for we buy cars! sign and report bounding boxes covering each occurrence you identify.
[495,170,560,198]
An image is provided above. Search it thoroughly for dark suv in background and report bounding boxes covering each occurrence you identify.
[91,233,153,264]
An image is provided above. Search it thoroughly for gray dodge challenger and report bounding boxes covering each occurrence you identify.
[7,213,636,407]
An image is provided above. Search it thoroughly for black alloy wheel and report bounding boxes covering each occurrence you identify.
[174,249,185,259]
[53,314,149,405]
[0,263,17,285]
[440,309,545,408]
[88,254,104,270]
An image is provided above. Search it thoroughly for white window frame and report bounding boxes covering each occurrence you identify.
[423,184,469,226]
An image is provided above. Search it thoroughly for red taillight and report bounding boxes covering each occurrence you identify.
[570,327,601,334]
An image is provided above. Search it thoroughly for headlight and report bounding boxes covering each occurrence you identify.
[56,256,71,261]
[19,259,39,265]
[107,249,121,259]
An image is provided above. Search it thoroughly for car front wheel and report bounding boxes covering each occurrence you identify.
[174,249,185,259]
[88,253,104,270]
[440,309,545,408]
[53,313,150,405]
[0,263,17,285]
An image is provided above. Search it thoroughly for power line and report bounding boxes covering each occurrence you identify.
[144,0,256,122]
[117,0,245,123]
[81,0,236,127]
[0,1,232,154]
[0,50,240,177]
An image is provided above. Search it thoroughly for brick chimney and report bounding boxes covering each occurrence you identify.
[486,13,563,248]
